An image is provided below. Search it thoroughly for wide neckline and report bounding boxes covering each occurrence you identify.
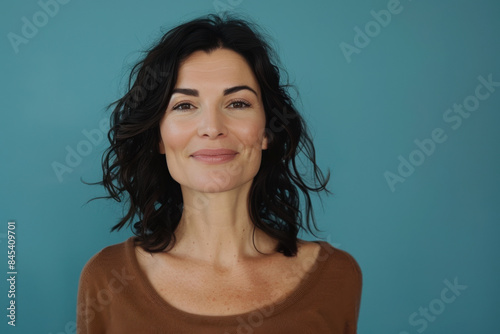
[125,237,333,324]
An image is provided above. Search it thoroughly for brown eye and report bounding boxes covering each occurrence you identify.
[228,100,250,109]
[173,103,194,111]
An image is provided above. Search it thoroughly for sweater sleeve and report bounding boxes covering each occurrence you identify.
[315,243,363,333]
[343,249,363,333]
[76,250,111,334]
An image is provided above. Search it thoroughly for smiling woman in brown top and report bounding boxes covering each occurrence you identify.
[77,14,362,333]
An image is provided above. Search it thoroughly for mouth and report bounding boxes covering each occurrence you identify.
[190,149,238,163]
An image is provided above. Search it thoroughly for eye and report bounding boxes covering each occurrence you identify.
[228,100,251,109]
[172,102,195,111]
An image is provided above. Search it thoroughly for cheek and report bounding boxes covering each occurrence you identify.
[159,123,187,182]
[236,119,267,146]
[160,119,189,153]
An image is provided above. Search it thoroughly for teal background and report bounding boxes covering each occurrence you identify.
[1,0,499,333]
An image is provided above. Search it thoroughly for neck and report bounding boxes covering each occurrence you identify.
[170,182,277,269]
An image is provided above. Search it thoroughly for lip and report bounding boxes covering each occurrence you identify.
[190,149,238,164]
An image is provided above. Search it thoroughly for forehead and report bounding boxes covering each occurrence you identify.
[176,48,260,90]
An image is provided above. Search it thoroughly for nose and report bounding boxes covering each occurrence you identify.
[197,105,227,139]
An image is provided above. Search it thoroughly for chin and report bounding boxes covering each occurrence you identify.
[174,174,254,194]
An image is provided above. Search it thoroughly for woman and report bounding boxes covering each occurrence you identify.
[77,14,362,333]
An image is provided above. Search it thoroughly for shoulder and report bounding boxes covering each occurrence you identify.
[298,239,361,269]
[311,240,362,286]
[295,239,362,283]
[309,242,363,327]
[320,242,361,274]
[77,238,137,330]
[79,237,135,286]
[309,241,362,316]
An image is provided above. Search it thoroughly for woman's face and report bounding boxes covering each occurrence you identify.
[159,48,268,194]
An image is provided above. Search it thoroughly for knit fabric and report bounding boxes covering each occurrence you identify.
[77,237,362,333]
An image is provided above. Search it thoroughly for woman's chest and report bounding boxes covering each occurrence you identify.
[138,252,314,316]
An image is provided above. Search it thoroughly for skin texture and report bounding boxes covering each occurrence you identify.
[159,48,267,197]
[158,48,273,268]
[136,48,321,315]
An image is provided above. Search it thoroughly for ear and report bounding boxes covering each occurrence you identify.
[158,139,165,154]
[261,132,268,150]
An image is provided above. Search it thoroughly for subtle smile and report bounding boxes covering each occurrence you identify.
[190,149,238,164]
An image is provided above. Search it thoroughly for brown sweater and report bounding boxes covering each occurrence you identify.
[77,238,362,333]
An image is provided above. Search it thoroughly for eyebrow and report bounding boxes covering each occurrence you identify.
[171,85,258,97]
[223,85,258,97]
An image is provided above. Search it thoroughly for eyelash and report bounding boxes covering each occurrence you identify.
[172,103,194,111]
[228,99,251,109]
[172,99,251,111]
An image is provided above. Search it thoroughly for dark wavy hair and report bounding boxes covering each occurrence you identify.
[100,14,330,257]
